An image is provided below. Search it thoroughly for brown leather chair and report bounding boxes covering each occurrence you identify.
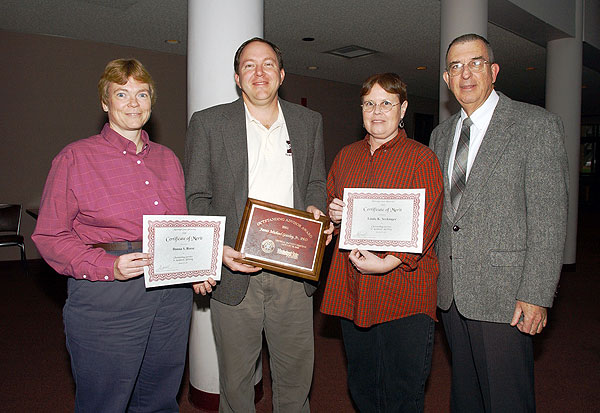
[0,204,27,271]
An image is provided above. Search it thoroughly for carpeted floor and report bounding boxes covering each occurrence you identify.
[1,208,598,412]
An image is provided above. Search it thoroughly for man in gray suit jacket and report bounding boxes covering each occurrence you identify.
[430,34,568,412]
[184,38,328,413]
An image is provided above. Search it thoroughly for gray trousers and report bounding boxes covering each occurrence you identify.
[210,273,313,413]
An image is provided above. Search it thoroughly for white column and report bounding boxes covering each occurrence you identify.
[545,0,583,265]
[187,0,264,409]
[187,0,263,118]
[439,0,488,121]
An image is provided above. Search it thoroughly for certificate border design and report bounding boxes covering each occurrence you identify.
[343,191,421,248]
[147,219,221,282]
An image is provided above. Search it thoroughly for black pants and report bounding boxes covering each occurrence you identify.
[340,314,435,413]
[441,302,535,413]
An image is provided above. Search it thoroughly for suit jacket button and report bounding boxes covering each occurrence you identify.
[453,225,459,231]
[449,255,452,260]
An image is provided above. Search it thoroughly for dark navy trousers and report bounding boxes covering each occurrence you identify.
[63,248,193,413]
[340,314,435,413]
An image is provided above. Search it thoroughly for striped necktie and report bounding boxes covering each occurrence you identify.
[450,117,473,212]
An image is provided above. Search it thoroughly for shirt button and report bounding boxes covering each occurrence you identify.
[154,201,159,206]
[104,275,109,280]
[145,181,150,185]
[137,160,142,165]
[453,225,460,231]
[122,150,127,155]
[83,274,87,279]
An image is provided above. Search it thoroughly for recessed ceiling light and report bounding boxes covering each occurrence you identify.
[307,66,318,70]
[325,45,377,59]
[417,66,427,70]
[165,39,180,45]
[302,37,315,42]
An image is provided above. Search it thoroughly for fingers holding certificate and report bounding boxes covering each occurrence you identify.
[143,215,226,288]
[338,188,425,253]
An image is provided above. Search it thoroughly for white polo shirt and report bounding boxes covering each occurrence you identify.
[245,101,294,208]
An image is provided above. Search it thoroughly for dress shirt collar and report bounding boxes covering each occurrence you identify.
[100,123,150,156]
[243,100,285,130]
[460,90,499,130]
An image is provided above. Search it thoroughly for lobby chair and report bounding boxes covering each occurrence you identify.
[0,204,27,273]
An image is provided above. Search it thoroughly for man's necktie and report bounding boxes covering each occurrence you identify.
[450,117,473,212]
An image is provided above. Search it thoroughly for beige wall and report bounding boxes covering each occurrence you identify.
[0,30,437,261]
[280,74,439,168]
[1,30,187,260]
[280,73,362,169]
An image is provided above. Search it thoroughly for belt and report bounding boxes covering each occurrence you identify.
[92,241,143,251]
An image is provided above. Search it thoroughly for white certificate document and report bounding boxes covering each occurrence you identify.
[338,188,425,253]
[143,215,225,288]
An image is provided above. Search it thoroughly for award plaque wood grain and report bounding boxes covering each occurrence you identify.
[234,198,329,281]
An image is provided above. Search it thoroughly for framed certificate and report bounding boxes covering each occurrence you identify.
[234,198,329,282]
[339,188,425,253]
[143,215,226,288]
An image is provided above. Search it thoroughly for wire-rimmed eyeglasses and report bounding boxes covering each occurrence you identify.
[446,58,491,77]
[361,100,400,113]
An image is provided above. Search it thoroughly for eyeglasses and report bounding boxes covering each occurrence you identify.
[361,100,400,113]
[446,58,491,77]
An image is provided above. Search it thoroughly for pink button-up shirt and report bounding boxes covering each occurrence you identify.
[32,124,187,281]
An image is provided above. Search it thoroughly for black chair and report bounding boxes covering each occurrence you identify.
[0,204,27,272]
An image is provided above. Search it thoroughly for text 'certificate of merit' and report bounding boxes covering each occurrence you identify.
[143,215,226,288]
[339,188,425,253]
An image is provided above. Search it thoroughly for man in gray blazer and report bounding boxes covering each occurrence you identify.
[184,38,328,412]
[430,34,568,412]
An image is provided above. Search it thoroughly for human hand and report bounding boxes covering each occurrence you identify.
[222,245,261,273]
[113,252,151,280]
[328,198,345,225]
[193,277,217,295]
[307,205,334,245]
[348,249,401,275]
[510,300,548,335]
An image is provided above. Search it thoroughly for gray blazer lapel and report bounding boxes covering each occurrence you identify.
[280,100,307,208]
[442,113,461,221]
[221,99,249,219]
[455,94,515,219]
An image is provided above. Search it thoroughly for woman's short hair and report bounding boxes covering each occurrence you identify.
[360,73,407,103]
[98,58,156,105]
